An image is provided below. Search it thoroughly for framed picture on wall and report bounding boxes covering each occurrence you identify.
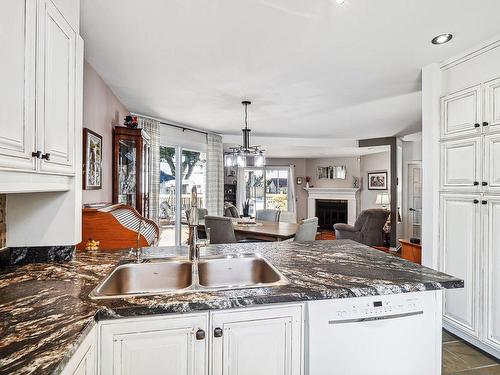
[296,177,303,185]
[83,128,103,190]
[367,171,388,190]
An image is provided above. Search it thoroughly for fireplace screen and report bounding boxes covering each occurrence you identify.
[315,199,348,229]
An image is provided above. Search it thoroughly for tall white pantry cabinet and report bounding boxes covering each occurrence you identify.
[426,37,500,359]
[1,0,83,247]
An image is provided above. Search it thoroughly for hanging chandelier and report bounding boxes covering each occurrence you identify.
[224,101,266,168]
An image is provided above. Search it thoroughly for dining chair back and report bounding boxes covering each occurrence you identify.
[294,217,318,242]
[256,209,280,222]
[279,211,297,224]
[204,216,237,244]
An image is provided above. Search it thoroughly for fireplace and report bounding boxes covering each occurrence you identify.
[315,199,348,229]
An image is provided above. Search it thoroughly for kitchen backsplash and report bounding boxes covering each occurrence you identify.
[0,194,5,248]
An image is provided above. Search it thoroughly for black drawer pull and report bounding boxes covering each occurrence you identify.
[195,329,205,340]
[483,122,489,127]
[32,151,41,158]
[214,327,223,338]
[41,153,50,161]
[474,123,481,128]
[482,181,488,186]
[473,199,479,204]
[473,181,479,186]
[482,200,488,205]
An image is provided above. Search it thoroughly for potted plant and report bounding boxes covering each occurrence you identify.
[242,198,251,218]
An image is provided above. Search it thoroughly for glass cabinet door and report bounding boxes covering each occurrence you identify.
[117,139,137,208]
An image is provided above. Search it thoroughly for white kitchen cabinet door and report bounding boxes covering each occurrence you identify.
[484,77,500,133]
[483,196,500,352]
[100,313,208,375]
[211,305,303,375]
[440,194,480,337]
[440,137,481,191]
[36,0,76,175]
[0,0,36,171]
[484,133,500,193]
[441,85,482,139]
[61,325,97,375]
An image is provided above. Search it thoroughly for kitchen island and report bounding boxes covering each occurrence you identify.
[0,240,463,374]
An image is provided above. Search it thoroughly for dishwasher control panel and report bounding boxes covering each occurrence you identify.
[329,293,423,320]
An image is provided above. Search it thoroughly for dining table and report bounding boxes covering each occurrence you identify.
[198,219,299,242]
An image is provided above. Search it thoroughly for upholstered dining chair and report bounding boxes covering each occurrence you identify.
[279,211,297,224]
[256,209,280,222]
[333,209,390,246]
[204,216,237,244]
[294,217,318,242]
[223,203,240,218]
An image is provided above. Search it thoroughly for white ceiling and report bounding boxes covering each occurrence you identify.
[81,0,500,157]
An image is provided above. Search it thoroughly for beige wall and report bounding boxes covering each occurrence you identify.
[359,151,391,211]
[82,61,129,204]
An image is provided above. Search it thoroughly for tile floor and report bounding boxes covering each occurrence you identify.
[443,330,500,374]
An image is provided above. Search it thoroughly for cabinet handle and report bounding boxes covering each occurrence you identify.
[195,329,205,340]
[482,181,488,186]
[473,181,479,186]
[473,199,479,204]
[41,153,50,161]
[482,200,488,205]
[32,151,42,158]
[483,122,489,127]
[474,123,481,128]
[214,327,223,338]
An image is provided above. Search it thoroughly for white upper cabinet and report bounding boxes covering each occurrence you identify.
[440,137,481,191]
[483,196,500,352]
[0,0,36,171]
[210,305,303,375]
[440,194,480,338]
[484,133,500,193]
[36,0,76,175]
[441,85,482,139]
[0,0,80,191]
[484,77,500,132]
[100,313,208,375]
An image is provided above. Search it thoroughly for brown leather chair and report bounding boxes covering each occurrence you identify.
[334,209,389,246]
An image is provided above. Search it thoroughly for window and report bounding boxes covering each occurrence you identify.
[243,166,290,216]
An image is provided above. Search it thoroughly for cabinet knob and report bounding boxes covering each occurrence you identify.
[473,181,479,186]
[195,329,205,340]
[483,122,489,127]
[482,181,488,186]
[474,123,481,128]
[482,200,488,205]
[41,153,50,161]
[32,151,42,158]
[214,327,223,338]
[473,199,479,204]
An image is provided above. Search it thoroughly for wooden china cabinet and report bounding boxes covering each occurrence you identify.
[112,127,151,218]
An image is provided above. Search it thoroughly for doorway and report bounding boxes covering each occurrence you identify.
[158,145,206,246]
[406,162,422,239]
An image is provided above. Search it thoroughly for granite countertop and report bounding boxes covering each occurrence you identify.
[0,240,463,374]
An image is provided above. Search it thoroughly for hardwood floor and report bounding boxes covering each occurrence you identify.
[443,330,500,374]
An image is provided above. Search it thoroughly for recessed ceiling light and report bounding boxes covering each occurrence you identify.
[336,0,346,4]
[431,33,453,45]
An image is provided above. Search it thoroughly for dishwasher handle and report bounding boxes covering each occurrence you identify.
[328,311,423,325]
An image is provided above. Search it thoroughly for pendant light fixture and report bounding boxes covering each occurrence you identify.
[224,101,265,168]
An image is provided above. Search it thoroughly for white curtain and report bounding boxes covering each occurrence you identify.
[206,133,224,215]
[138,116,160,224]
[236,167,246,213]
[288,164,297,217]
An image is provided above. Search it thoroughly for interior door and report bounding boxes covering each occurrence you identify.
[0,0,36,171]
[440,194,480,337]
[407,163,422,239]
[484,77,500,132]
[100,314,208,375]
[211,305,302,375]
[37,0,76,175]
[484,196,500,351]
[440,137,481,191]
[440,85,482,138]
[484,132,500,193]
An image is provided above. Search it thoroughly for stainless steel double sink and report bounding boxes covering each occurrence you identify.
[89,253,288,299]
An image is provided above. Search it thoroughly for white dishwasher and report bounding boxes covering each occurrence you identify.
[307,290,442,375]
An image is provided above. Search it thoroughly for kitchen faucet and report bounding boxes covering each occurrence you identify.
[188,186,202,262]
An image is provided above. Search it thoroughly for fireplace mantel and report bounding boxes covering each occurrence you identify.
[305,187,360,225]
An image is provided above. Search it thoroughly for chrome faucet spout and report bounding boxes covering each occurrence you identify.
[188,186,200,262]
